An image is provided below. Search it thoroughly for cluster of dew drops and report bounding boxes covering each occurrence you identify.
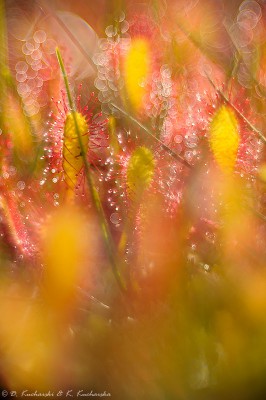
[15,29,58,118]
[41,102,64,208]
[93,13,214,228]
[93,11,131,115]
[92,12,141,230]
[100,129,130,230]
[231,0,263,89]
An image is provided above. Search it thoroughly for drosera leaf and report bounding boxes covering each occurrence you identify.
[124,38,150,112]
[63,111,89,201]
[126,146,155,201]
[118,146,155,256]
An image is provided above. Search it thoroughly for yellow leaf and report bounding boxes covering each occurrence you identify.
[63,111,89,200]
[124,38,150,111]
[209,105,239,172]
[126,146,155,201]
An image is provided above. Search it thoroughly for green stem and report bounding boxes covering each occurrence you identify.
[56,48,126,292]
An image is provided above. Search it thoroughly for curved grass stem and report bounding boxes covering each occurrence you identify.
[56,48,126,293]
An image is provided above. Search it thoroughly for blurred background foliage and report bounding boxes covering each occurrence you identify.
[1,0,266,399]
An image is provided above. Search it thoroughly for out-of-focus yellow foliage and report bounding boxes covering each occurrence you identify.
[215,310,245,363]
[242,272,266,322]
[0,282,56,390]
[124,38,150,111]
[218,176,254,269]
[0,206,100,391]
[42,206,88,312]
[3,93,34,161]
[258,163,266,181]
[209,105,239,172]
[63,112,88,200]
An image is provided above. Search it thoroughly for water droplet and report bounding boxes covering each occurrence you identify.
[105,25,117,37]
[94,77,108,91]
[120,20,129,33]
[15,61,28,73]
[16,72,27,83]
[31,49,42,61]
[203,264,210,271]
[17,181,25,190]
[33,30,47,44]
[17,83,30,96]
[116,11,125,23]
[174,135,183,144]
[24,102,40,117]
[237,9,259,30]
[22,43,32,55]
[110,212,121,225]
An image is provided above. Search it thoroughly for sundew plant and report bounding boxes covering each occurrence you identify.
[1,0,266,398]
